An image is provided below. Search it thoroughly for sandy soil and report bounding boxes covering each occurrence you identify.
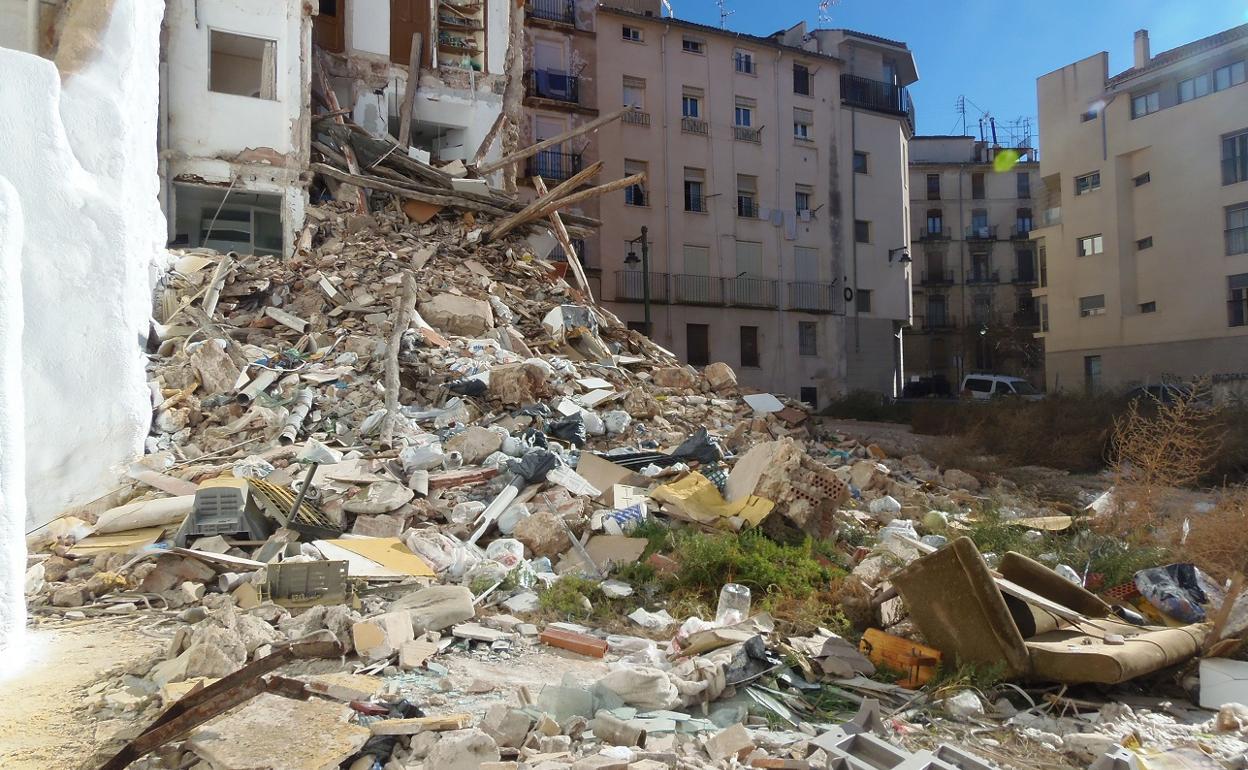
[0,617,164,769]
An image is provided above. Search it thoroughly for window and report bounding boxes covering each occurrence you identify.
[178,184,283,254]
[1224,130,1248,185]
[793,108,813,140]
[734,99,753,127]
[622,25,642,42]
[1136,236,1153,250]
[209,30,277,100]
[736,174,757,218]
[1084,355,1102,393]
[798,322,817,356]
[926,173,940,200]
[681,88,701,118]
[1016,172,1031,199]
[795,185,812,214]
[1132,91,1159,118]
[794,63,811,95]
[970,209,989,237]
[1016,207,1033,234]
[739,326,760,368]
[734,49,756,74]
[1228,204,1248,256]
[624,159,647,206]
[1178,73,1212,103]
[854,219,870,244]
[1077,234,1104,257]
[1230,273,1248,327]
[622,76,645,109]
[1134,172,1151,186]
[682,37,704,54]
[1080,108,1099,122]
[1140,301,1157,313]
[926,294,947,327]
[854,151,869,174]
[1216,61,1246,91]
[735,240,764,277]
[799,387,818,406]
[686,324,710,366]
[971,172,985,200]
[855,288,872,313]
[972,294,992,325]
[683,167,705,213]
[926,209,943,236]
[1075,171,1101,195]
[1079,294,1106,317]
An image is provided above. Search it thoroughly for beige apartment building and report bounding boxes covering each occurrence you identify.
[907,136,1045,391]
[544,2,918,406]
[1034,24,1248,393]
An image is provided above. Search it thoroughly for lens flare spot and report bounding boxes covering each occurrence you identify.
[993,149,1021,173]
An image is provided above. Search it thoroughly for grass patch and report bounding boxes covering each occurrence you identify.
[670,529,842,599]
[928,661,1007,694]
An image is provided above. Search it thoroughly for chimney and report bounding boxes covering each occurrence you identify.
[1134,29,1151,69]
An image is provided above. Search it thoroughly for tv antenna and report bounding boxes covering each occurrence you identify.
[817,0,840,24]
[717,0,733,29]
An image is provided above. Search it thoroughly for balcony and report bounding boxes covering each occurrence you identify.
[787,282,843,314]
[724,276,778,308]
[621,110,651,127]
[525,0,575,25]
[525,69,579,105]
[1010,268,1038,286]
[733,125,761,143]
[1039,207,1061,227]
[1011,223,1034,239]
[684,193,706,213]
[526,149,583,182]
[966,269,1001,285]
[673,274,723,305]
[920,269,954,286]
[919,227,951,241]
[1227,225,1248,256]
[913,314,957,332]
[965,225,998,240]
[549,239,586,263]
[615,271,669,303]
[840,73,915,132]
[681,116,709,135]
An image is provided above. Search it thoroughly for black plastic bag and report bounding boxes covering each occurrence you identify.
[547,413,588,447]
[670,427,724,464]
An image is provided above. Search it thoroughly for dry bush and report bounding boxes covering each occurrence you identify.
[1172,486,1248,582]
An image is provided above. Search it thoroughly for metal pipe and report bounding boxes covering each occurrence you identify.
[236,368,279,404]
[278,388,314,445]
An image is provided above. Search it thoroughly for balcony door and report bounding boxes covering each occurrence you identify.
[532,115,567,180]
[391,0,432,68]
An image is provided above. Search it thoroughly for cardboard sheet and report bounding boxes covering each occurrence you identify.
[68,526,166,556]
[315,537,435,578]
[651,473,773,529]
[575,454,634,499]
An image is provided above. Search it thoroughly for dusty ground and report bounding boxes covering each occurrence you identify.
[0,617,165,769]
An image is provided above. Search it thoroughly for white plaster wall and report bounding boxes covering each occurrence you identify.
[0,0,165,535]
[349,0,389,56]
[165,0,305,160]
[0,177,26,659]
[486,0,508,74]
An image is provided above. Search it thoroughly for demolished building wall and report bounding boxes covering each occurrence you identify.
[0,0,166,541]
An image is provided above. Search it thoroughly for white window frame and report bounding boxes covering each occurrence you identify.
[1079,294,1106,317]
[1132,91,1159,118]
[681,37,704,54]
[793,108,812,140]
[1216,61,1246,91]
[621,25,642,43]
[734,49,756,75]
[1075,171,1101,195]
[1077,234,1104,257]
[681,92,701,118]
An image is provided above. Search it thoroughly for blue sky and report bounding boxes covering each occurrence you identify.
[670,0,1248,137]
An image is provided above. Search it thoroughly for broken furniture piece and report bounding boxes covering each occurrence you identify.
[892,537,1208,684]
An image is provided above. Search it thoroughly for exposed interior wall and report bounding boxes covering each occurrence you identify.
[0,0,166,542]
[349,0,390,56]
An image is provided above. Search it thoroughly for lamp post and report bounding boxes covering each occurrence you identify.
[624,225,650,335]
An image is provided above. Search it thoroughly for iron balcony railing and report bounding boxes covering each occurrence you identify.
[673,274,723,305]
[737,198,758,218]
[920,226,950,241]
[1010,268,1038,285]
[733,125,762,143]
[787,282,843,313]
[966,225,998,240]
[684,192,706,213]
[525,69,579,104]
[920,269,954,286]
[1227,225,1248,256]
[614,271,669,303]
[840,73,915,132]
[526,149,582,182]
[549,238,586,263]
[1012,223,1034,239]
[621,110,651,126]
[681,116,709,135]
[525,0,575,25]
[724,277,778,308]
[966,269,1001,285]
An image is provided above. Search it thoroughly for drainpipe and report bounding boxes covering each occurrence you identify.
[850,107,859,353]
[957,161,966,381]
[772,47,786,390]
[660,24,673,344]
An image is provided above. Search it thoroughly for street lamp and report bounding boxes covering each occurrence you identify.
[887,247,912,264]
[624,225,650,335]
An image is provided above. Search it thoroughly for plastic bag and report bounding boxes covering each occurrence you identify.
[669,427,724,464]
[508,448,562,484]
[1134,563,1224,623]
[444,375,488,396]
[485,538,526,570]
[547,413,587,448]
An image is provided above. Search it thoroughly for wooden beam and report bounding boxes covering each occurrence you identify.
[531,173,645,221]
[533,176,593,302]
[488,160,603,240]
[382,273,417,448]
[472,111,506,167]
[312,54,368,213]
[311,163,513,217]
[397,33,423,147]
[476,107,632,175]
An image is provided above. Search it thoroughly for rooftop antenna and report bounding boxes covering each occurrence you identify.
[817,0,840,24]
[716,0,733,29]
[955,95,967,136]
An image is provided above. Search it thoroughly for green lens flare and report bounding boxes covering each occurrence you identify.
[993,149,1020,173]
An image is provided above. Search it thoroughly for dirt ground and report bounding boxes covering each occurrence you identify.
[0,617,164,769]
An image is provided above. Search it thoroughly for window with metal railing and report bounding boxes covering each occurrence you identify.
[1224,131,1248,186]
[1230,273,1248,327]
[525,0,575,25]
[1228,204,1248,255]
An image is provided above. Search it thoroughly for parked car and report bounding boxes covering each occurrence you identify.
[959,374,1044,401]
[1123,382,1211,409]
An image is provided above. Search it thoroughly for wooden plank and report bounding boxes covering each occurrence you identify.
[530,173,645,221]
[994,577,1087,624]
[382,273,417,447]
[312,54,368,212]
[533,175,593,301]
[476,107,631,174]
[487,161,603,240]
[397,33,423,147]
[368,713,473,736]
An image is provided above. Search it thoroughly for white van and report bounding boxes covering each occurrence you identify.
[959,374,1044,401]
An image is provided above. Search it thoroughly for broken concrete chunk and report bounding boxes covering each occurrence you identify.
[352,610,416,661]
[445,426,505,465]
[703,361,738,392]
[423,728,501,770]
[350,512,406,538]
[942,468,982,492]
[489,362,548,406]
[513,509,572,558]
[391,584,475,633]
[651,366,697,389]
[189,341,242,396]
[706,723,755,763]
[343,481,415,514]
[187,693,370,770]
[419,293,494,337]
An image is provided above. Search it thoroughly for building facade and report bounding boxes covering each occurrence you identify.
[533,1,916,406]
[1034,25,1248,393]
[907,136,1045,391]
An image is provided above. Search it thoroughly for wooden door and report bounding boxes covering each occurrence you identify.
[313,0,346,53]
[391,0,432,68]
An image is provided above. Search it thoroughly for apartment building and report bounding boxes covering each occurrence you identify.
[1034,25,1248,393]
[907,136,1045,390]
[546,1,917,405]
